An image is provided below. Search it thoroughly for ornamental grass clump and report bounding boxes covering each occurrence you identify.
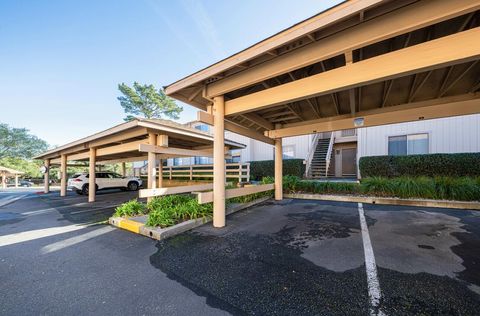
[146,194,213,228]
[114,199,146,217]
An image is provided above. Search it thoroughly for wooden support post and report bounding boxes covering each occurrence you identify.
[60,154,67,197]
[89,148,96,202]
[274,128,283,200]
[121,162,126,177]
[15,175,19,188]
[147,133,157,202]
[190,166,193,180]
[44,159,50,193]
[238,164,242,182]
[156,135,168,188]
[213,96,226,228]
[1,173,6,189]
[158,160,163,188]
[169,166,172,180]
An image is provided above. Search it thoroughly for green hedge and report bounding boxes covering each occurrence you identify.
[249,159,305,181]
[359,153,480,178]
[281,175,480,201]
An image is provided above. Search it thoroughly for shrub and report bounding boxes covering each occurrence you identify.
[114,199,146,217]
[249,159,305,181]
[284,176,480,201]
[359,153,480,178]
[146,195,213,227]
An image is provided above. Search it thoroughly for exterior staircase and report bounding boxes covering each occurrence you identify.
[310,138,331,178]
[305,133,334,179]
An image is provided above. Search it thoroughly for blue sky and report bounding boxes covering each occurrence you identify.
[0,0,342,146]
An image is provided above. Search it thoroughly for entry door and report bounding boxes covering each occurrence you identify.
[341,148,357,177]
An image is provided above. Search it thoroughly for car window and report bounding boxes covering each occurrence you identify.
[71,173,83,179]
[111,173,123,178]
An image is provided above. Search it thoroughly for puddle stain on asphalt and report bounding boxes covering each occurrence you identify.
[150,231,370,315]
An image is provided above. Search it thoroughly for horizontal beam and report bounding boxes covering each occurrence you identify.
[89,128,147,148]
[139,144,214,157]
[197,111,275,145]
[197,183,274,204]
[268,94,480,138]
[225,27,480,116]
[206,0,480,97]
[139,183,214,198]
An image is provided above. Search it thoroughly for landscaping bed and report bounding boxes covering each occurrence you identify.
[281,175,480,202]
[110,187,274,239]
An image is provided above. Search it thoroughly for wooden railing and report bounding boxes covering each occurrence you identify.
[159,163,250,182]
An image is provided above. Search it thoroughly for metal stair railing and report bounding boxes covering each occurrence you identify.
[304,133,321,178]
[325,133,335,177]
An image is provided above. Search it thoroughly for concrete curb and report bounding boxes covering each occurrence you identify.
[109,196,271,240]
[284,193,480,210]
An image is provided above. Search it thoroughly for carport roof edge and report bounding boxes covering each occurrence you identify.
[33,118,246,160]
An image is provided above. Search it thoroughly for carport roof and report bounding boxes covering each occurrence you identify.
[34,118,245,162]
[0,166,24,176]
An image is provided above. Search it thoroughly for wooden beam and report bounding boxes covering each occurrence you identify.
[139,183,214,198]
[267,94,480,138]
[197,184,274,204]
[197,111,275,145]
[213,95,226,228]
[89,127,147,148]
[240,113,274,130]
[205,0,480,97]
[139,144,213,157]
[224,28,480,116]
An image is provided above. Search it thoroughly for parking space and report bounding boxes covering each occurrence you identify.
[152,199,480,315]
[2,193,480,315]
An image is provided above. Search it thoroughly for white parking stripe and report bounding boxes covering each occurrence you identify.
[0,224,88,247]
[358,203,385,316]
[0,194,27,207]
[40,226,115,254]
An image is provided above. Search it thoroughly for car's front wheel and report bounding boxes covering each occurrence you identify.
[127,181,139,191]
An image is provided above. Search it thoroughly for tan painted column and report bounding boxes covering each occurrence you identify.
[44,159,50,193]
[88,148,96,202]
[274,137,283,201]
[1,173,6,189]
[213,96,226,228]
[15,175,19,188]
[60,154,67,197]
[158,160,163,188]
[147,133,157,202]
[156,135,168,188]
[121,162,126,177]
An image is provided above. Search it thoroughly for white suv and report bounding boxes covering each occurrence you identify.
[68,172,143,195]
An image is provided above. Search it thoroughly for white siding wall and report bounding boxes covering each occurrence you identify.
[357,114,480,158]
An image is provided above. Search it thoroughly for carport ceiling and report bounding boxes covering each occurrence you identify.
[165,0,480,138]
[34,118,245,165]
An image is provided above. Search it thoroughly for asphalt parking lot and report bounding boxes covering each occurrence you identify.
[1,191,480,315]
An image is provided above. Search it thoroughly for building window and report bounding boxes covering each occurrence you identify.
[282,145,295,159]
[341,129,356,137]
[194,124,209,133]
[194,156,209,165]
[388,133,428,156]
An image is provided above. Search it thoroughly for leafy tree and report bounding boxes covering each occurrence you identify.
[0,157,44,178]
[117,82,182,121]
[0,123,49,159]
